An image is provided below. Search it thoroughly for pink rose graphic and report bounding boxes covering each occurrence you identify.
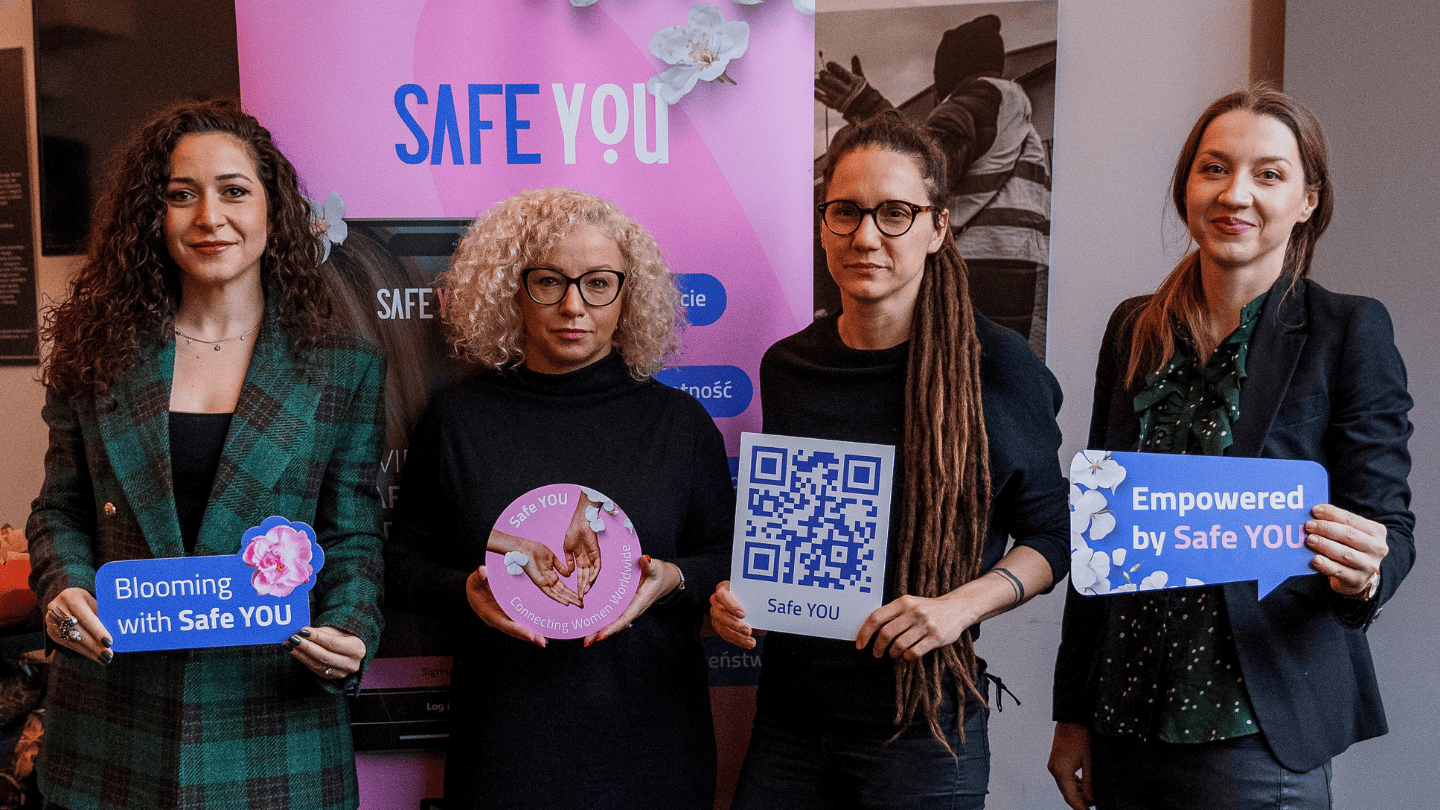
[242,524,315,597]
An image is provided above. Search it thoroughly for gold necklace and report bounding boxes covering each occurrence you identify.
[173,320,261,352]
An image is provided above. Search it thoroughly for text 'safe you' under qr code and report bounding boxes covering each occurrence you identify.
[729,433,895,640]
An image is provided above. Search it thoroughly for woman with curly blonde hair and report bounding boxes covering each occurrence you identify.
[386,187,734,810]
[442,187,682,378]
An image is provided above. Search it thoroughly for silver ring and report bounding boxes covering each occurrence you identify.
[67,630,82,642]
[323,667,332,677]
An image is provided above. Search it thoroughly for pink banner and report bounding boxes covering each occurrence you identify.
[237,0,815,453]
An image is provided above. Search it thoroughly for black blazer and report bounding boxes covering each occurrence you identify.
[1053,277,1415,772]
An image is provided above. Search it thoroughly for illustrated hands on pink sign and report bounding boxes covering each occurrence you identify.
[1069,451,1329,598]
[488,484,640,639]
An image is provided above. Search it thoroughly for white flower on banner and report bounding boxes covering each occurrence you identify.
[1070,484,1116,540]
[1110,582,1138,593]
[306,192,348,262]
[1185,577,1205,587]
[1071,450,1127,492]
[1112,547,1127,567]
[731,0,814,10]
[1070,534,1112,595]
[1139,570,1170,591]
[647,3,750,104]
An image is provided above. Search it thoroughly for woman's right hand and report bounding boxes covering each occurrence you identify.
[709,580,757,649]
[46,587,114,665]
[1047,722,1095,810]
[465,566,547,648]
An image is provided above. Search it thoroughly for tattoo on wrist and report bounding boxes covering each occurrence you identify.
[992,567,1025,605]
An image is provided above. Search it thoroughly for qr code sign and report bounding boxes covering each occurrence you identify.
[740,445,883,593]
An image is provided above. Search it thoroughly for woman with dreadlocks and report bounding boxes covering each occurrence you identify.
[710,110,1070,809]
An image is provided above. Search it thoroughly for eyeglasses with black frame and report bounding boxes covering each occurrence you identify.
[817,199,936,238]
[521,267,627,307]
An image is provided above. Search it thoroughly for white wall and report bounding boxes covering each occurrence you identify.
[981,1,1254,807]
[1285,2,1440,806]
[0,1,79,532]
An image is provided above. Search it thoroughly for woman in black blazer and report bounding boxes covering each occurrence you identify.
[1048,88,1413,810]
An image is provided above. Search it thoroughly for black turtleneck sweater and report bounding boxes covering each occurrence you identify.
[754,312,1070,733]
[385,352,734,809]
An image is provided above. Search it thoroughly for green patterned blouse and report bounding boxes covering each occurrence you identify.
[1091,293,1266,743]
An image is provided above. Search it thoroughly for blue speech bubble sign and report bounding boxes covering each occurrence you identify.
[654,364,753,418]
[676,273,727,326]
[1069,451,1328,599]
[96,517,325,652]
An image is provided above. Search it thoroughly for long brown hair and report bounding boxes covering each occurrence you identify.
[822,110,992,746]
[1125,86,1333,384]
[41,99,333,399]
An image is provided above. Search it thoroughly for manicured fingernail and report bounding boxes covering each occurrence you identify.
[280,640,294,650]
[288,635,303,646]
[101,636,113,648]
[100,650,113,665]
[583,638,593,648]
[297,628,312,638]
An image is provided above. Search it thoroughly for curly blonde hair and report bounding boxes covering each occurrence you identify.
[442,187,683,379]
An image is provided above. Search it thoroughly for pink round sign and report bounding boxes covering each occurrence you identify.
[487,483,642,640]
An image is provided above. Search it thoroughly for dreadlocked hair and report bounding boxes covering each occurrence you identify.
[41,98,334,400]
[824,110,992,750]
[895,228,993,749]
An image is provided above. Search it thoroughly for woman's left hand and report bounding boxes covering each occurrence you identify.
[855,594,973,660]
[283,626,366,680]
[563,516,603,602]
[1305,502,1387,598]
[583,554,679,646]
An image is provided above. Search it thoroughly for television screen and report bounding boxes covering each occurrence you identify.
[33,0,240,255]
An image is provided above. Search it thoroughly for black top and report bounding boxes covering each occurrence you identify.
[755,313,1069,733]
[385,352,734,809]
[168,411,232,554]
[1055,278,1415,772]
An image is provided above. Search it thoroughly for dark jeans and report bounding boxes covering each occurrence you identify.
[1091,732,1332,810]
[730,707,990,810]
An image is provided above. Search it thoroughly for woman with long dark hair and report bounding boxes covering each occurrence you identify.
[710,110,1070,809]
[29,99,385,809]
[1048,88,1413,810]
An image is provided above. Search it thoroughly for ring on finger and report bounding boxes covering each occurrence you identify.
[67,629,83,642]
[323,667,333,677]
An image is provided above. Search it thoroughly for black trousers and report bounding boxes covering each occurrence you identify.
[1091,732,1331,810]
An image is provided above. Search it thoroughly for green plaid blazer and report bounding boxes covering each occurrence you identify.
[27,316,385,810]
